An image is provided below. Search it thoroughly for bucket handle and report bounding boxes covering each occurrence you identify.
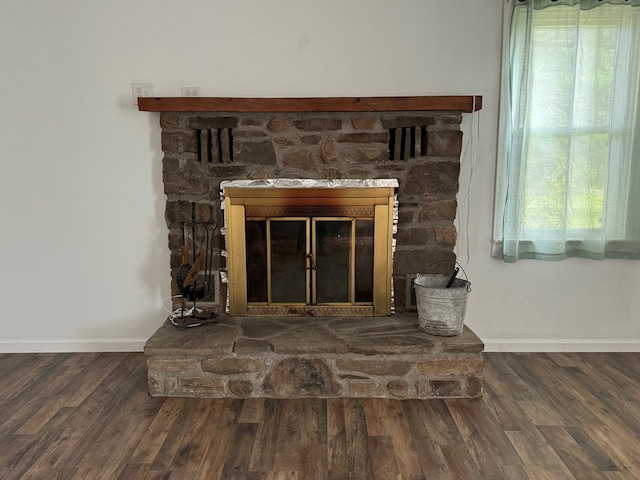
[416,260,471,293]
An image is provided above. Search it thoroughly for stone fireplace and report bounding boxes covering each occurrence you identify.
[141,96,484,399]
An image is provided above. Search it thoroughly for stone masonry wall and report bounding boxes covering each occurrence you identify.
[160,111,463,311]
[145,314,484,399]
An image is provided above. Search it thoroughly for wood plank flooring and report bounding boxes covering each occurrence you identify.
[0,352,639,479]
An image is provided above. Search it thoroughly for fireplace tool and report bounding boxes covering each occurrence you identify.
[170,202,218,330]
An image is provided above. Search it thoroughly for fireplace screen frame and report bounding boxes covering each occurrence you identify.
[222,183,396,316]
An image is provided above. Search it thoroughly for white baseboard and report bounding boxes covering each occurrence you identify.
[0,338,147,353]
[483,339,640,353]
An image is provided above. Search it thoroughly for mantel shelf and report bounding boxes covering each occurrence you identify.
[138,95,482,113]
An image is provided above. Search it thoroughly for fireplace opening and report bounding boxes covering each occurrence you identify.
[245,215,374,304]
[221,179,398,317]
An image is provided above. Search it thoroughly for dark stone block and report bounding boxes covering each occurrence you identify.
[421,199,458,221]
[263,358,342,397]
[429,379,463,397]
[387,380,409,398]
[336,133,388,143]
[393,249,456,275]
[267,118,290,133]
[342,148,388,163]
[466,376,483,397]
[426,130,463,157]
[434,225,457,246]
[233,140,276,165]
[160,113,186,129]
[228,380,253,396]
[395,227,433,248]
[403,161,460,196]
[237,318,289,339]
[347,335,434,355]
[281,148,317,170]
[293,118,342,131]
[381,116,436,129]
[202,357,263,374]
[187,116,238,129]
[162,131,197,153]
[441,326,485,353]
[351,116,378,130]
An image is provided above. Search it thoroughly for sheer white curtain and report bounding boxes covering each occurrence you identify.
[493,0,640,262]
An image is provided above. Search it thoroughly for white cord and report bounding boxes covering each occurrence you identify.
[460,98,481,270]
[162,295,205,328]
[161,295,180,313]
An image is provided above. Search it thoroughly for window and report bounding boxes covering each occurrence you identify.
[493,0,640,262]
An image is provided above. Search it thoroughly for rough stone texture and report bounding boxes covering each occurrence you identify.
[162,131,197,153]
[145,315,484,399]
[351,116,377,130]
[396,227,433,247]
[234,338,273,353]
[394,250,456,276]
[421,199,458,222]
[233,140,276,165]
[160,113,186,129]
[187,116,238,130]
[427,130,463,157]
[381,116,436,129]
[238,318,289,339]
[416,356,483,375]
[293,118,342,131]
[387,380,409,398]
[281,148,317,170]
[320,137,338,163]
[202,357,263,374]
[335,359,411,376]
[429,379,464,397]
[263,358,342,397]
[158,111,467,309]
[178,377,226,396]
[147,358,199,373]
[342,147,387,164]
[266,118,290,133]
[403,162,461,196]
[229,380,253,396]
[434,225,458,246]
[347,335,434,355]
[145,112,476,399]
[337,133,388,143]
[348,380,385,397]
[270,324,348,354]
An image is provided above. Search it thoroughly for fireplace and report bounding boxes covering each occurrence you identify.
[140,96,482,315]
[141,96,485,399]
[221,179,397,317]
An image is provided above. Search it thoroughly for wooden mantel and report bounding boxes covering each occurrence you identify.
[137,95,482,113]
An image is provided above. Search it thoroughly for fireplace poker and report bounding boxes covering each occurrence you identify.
[445,267,460,288]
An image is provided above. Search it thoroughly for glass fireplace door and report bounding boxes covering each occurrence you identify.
[245,217,374,309]
[224,185,395,317]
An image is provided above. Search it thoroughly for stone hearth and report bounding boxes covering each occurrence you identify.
[139,97,485,399]
[145,314,483,399]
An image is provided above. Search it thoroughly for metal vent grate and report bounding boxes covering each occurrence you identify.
[388,125,427,160]
[196,128,234,163]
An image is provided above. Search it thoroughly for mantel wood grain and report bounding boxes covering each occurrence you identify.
[138,95,483,113]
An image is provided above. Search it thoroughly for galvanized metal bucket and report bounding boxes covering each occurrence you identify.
[414,274,470,336]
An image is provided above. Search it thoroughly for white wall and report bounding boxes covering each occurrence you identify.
[0,0,638,352]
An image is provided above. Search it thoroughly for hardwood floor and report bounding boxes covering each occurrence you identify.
[1,352,639,479]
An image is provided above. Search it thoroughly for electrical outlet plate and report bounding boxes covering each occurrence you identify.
[131,83,153,105]
[181,86,202,97]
